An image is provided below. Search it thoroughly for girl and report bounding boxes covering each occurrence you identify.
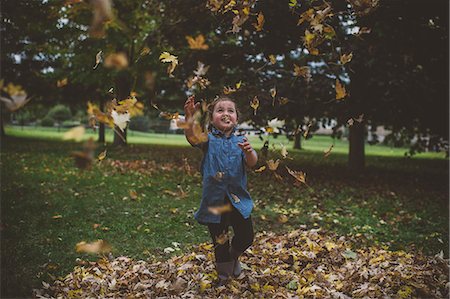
[184,95,257,286]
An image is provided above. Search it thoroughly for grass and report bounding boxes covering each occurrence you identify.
[1,129,448,298]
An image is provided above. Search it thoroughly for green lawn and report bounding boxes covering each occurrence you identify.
[1,129,448,298]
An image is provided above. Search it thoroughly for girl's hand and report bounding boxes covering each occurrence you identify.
[238,137,254,153]
[184,95,200,120]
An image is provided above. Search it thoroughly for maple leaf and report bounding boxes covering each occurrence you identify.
[253,12,265,31]
[97,149,107,161]
[294,64,312,82]
[348,0,379,16]
[335,79,346,100]
[104,52,129,70]
[250,96,259,115]
[266,159,280,171]
[56,78,68,88]
[186,34,209,50]
[111,110,130,132]
[268,54,276,64]
[193,61,210,76]
[285,166,307,185]
[297,8,314,25]
[159,52,179,77]
[0,92,31,112]
[280,143,288,159]
[63,126,85,142]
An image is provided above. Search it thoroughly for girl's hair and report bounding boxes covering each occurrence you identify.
[207,96,240,122]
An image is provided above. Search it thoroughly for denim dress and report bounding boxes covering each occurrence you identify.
[194,126,254,224]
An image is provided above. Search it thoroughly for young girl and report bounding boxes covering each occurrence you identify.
[184,95,257,286]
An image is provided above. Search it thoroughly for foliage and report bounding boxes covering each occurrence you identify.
[47,104,72,124]
[40,116,55,127]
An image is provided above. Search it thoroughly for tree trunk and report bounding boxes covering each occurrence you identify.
[293,133,302,149]
[349,122,365,172]
[0,112,5,138]
[113,71,133,147]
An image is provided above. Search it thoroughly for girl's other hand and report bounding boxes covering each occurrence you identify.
[184,95,200,119]
[238,137,254,153]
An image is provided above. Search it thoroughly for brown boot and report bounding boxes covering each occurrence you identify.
[230,247,242,278]
[215,261,234,286]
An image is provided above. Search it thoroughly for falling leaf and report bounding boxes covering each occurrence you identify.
[250,96,259,115]
[0,89,31,112]
[89,0,113,38]
[280,143,288,159]
[266,159,280,171]
[335,79,346,100]
[323,144,334,158]
[285,166,307,185]
[348,0,379,16]
[114,96,144,117]
[76,239,111,254]
[104,52,129,70]
[278,97,289,105]
[347,118,354,126]
[52,215,63,219]
[216,232,229,245]
[57,78,68,88]
[208,203,233,215]
[297,8,314,25]
[303,123,312,138]
[111,111,130,132]
[253,12,264,31]
[288,0,297,7]
[108,87,114,93]
[294,64,312,82]
[268,54,276,64]
[254,165,266,173]
[213,172,225,181]
[270,86,277,99]
[129,190,138,200]
[93,50,103,69]
[355,113,364,123]
[278,214,288,223]
[193,61,210,76]
[340,53,353,64]
[159,51,179,77]
[230,193,240,203]
[140,47,151,56]
[63,126,85,142]
[186,34,209,50]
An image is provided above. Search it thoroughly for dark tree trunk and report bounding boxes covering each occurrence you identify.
[349,122,365,172]
[294,133,302,149]
[113,71,133,147]
[98,96,105,144]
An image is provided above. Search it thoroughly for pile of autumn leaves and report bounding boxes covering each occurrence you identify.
[35,227,448,298]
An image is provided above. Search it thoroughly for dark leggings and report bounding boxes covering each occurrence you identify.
[207,201,254,263]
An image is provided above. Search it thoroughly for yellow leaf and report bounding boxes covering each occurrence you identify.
[159,51,179,77]
[186,34,209,50]
[57,78,68,88]
[253,12,265,31]
[340,52,353,64]
[255,165,266,173]
[250,96,259,115]
[140,47,151,56]
[104,52,129,70]
[285,166,306,185]
[269,54,276,64]
[278,214,288,223]
[294,64,311,82]
[335,79,346,100]
[97,149,107,161]
[75,240,111,254]
[325,241,337,251]
[63,126,85,142]
[266,159,280,171]
[208,203,233,215]
[129,190,138,200]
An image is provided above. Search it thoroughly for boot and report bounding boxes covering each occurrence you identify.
[215,261,234,286]
[229,247,242,278]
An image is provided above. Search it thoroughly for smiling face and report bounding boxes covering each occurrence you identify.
[211,100,238,134]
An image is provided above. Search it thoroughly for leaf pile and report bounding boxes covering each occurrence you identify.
[34,228,449,298]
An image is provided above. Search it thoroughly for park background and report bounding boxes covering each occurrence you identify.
[1,0,449,298]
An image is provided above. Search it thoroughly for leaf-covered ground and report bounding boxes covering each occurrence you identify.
[34,228,449,298]
[1,136,448,297]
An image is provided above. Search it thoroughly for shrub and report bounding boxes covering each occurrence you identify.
[40,116,55,127]
[129,116,150,132]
